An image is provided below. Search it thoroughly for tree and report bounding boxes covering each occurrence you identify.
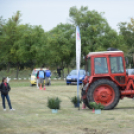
[118,18,134,67]
[119,18,134,48]
[69,6,124,56]
[15,24,47,69]
[0,16,5,35]
[47,23,75,77]
[0,11,22,75]
[0,11,49,78]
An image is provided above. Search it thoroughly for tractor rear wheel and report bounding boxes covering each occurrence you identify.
[87,79,120,110]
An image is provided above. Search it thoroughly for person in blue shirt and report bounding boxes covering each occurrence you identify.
[37,67,46,90]
[45,68,51,86]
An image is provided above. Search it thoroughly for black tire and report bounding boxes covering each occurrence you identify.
[30,84,34,87]
[66,83,69,85]
[81,89,92,109]
[87,79,120,110]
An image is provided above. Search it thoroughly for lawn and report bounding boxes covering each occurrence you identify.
[0,81,134,134]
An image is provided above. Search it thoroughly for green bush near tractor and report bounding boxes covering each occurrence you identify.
[89,102,104,110]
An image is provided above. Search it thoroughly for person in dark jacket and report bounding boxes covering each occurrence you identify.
[0,77,15,111]
[57,66,63,78]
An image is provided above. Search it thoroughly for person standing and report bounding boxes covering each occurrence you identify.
[36,72,39,89]
[0,77,15,111]
[45,68,51,86]
[37,67,46,90]
[57,66,63,78]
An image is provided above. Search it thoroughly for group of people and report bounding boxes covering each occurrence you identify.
[36,67,51,90]
[37,66,64,90]
[0,66,62,111]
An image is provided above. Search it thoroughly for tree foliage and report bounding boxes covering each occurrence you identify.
[118,18,134,66]
[69,6,125,55]
[0,6,131,78]
[48,23,75,65]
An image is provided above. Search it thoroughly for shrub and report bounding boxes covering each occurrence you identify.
[47,97,61,109]
[89,102,104,110]
[71,96,81,104]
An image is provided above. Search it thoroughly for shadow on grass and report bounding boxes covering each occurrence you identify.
[115,107,134,110]
[80,107,134,110]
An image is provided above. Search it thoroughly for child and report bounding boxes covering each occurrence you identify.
[0,77,15,111]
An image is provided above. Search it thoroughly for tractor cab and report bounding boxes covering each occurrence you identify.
[85,51,126,86]
[82,50,132,110]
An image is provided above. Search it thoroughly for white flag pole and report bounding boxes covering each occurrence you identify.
[76,26,81,108]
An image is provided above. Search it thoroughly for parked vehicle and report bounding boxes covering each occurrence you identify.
[30,68,46,86]
[126,69,134,75]
[82,50,134,110]
[66,69,86,85]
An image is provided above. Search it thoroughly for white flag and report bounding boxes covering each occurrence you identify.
[76,26,81,100]
[76,26,81,76]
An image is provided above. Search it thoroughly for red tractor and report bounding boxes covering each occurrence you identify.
[82,50,134,110]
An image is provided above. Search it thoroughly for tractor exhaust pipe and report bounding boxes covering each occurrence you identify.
[121,90,134,95]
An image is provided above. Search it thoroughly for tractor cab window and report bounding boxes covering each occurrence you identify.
[87,58,91,76]
[94,57,108,74]
[110,57,124,73]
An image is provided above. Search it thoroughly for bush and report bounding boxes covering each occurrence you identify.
[89,102,104,110]
[71,96,81,104]
[47,97,61,109]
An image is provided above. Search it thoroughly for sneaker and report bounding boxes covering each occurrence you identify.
[82,108,86,109]
[39,86,43,90]
[10,108,15,111]
[3,109,6,111]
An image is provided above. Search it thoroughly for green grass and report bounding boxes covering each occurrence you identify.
[0,69,69,79]
[0,69,31,79]
[10,81,30,87]
[0,81,134,134]
[9,80,66,87]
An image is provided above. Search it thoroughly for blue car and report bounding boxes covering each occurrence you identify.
[66,69,86,85]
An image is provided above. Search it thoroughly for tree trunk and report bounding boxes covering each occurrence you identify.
[7,62,10,72]
[62,60,64,79]
[67,65,69,74]
[16,62,19,79]
[31,61,34,71]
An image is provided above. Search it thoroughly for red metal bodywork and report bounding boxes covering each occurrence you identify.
[82,51,134,103]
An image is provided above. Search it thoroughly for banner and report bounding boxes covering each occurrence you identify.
[76,26,81,100]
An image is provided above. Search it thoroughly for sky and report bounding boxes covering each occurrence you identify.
[0,0,134,32]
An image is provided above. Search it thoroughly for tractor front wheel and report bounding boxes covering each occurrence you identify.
[87,79,120,110]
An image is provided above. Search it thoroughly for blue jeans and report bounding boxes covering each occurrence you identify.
[1,94,12,109]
